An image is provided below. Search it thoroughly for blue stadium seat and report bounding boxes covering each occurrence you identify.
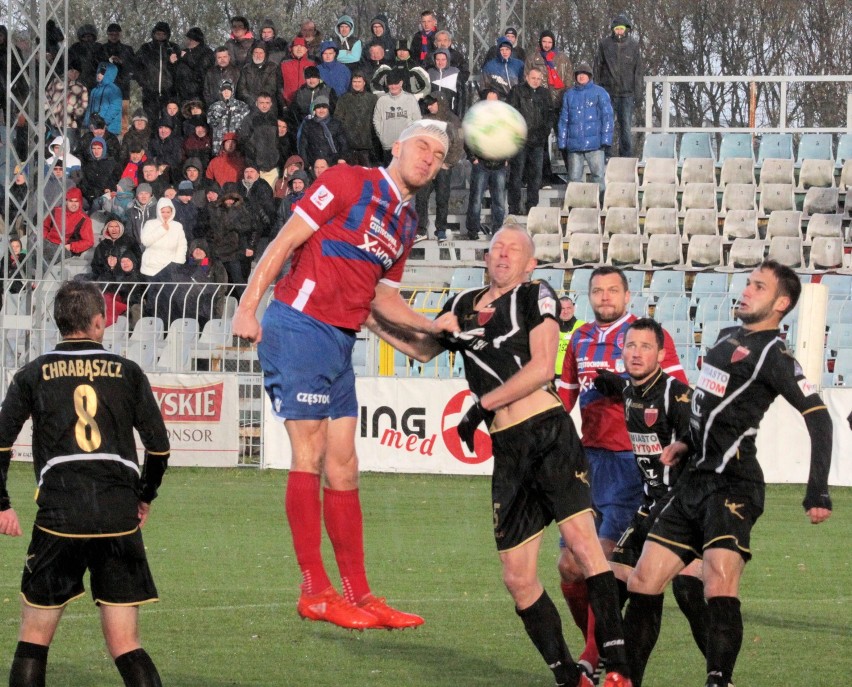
[678,133,714,163]
[757,133,793,166]
[660,318,693,347]
[717,133,754,166]
[642,133,677,162]
[568,267,593,295]
[623,269,645,294]
[835,133,852,168]
[796,133,834,164]
[655,297,690,322]
[649,270,686,299]
[532,268,566,293]
[450,267,486,290]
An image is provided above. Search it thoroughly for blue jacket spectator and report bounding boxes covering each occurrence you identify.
[334,16,362,68]
[481,37,524,97]
[85,62,122,134]
[558,65,613,152]
[316,40,351,97]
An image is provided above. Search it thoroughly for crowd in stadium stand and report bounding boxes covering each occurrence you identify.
[0,11,642,297]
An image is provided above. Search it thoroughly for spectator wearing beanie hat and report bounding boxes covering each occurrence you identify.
[292,64,337,124]
[207,81,251,153]
[149,117,184,182]
[120,109,151,161]
[481,26,525,67]
[174,26,215,105]
[281,36,316,104]
[134,22,179,125]
[238,160,276,264]
[296,95,349,171]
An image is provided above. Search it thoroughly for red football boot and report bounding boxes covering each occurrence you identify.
[602,672,633,687]
[357,596,425,630]
[297,587,380,630]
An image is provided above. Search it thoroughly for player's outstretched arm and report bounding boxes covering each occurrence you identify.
[371,283,457,338]
[232,215,315,343]
[365,312,446,362]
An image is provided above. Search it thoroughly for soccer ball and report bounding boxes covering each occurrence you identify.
[462,99,528,161]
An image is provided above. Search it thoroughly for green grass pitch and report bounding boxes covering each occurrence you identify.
[0,465,848,686]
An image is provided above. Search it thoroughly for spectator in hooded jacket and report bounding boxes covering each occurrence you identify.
[507,67,554,215]
[140,197,187,279]
[79,115,121,163]
[367,14,396,54]
[207,81,251,153]
[204,47,241,107]
[372,40,430,97]
[280,37,315,105]
[180,158,207,207]
[205,132,245,186]
[335,15,363,70]
[134,22,178,125]
[93,175,136,220]
[259,19,289,65]
[125,182,158,248]
[120,110,151,162]
[297,19,324,61]
[317,41,351,98]
[208,182,253,288]
[296,97,349,171]
[427,49,460,114]
[149,118,184,182]
[173,238,228,326]
[238,42,283,116]
[361,43,392,86]
[594,14,643,158]
[43,187,94,261]
[88,214,141,281]
[100,23,135,132]
[334,71,378,166]
[182,118,212,169]
[273,169,308,228]
[225,16,255,68]
[558,62,613,193]
[274,154,304,199]
[292,66,338,123]
[481,37,524,97]
[481,26,525,67]
[430,30,470,112]
[84,62,122,134]
[173,180,200,242]
[80,136,120,205]
[68,23,103,90]
[175,27,215,105]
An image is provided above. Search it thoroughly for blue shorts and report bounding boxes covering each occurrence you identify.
[257,300,358,421]
[586,447,644,542]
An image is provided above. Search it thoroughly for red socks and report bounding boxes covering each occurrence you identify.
[285,472,331,595]
[561,580,589,632]
[323,487,370,603]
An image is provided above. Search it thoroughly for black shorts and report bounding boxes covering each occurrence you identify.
[611,494,673,569]
[490,406,592,552]
[21,526,159,608]
[647,471,764,565]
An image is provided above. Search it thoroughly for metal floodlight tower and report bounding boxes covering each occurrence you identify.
[468,0,525,75]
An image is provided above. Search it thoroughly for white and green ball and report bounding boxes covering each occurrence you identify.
[462,100,528,161]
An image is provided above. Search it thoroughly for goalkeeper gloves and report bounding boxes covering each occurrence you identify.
[593,369,627,398]
[457,403,495,452]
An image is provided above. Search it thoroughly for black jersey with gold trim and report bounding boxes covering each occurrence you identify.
[0,340,170,535]
[688,326,832,497]
[440,280,558,400]
[622,369,691,503]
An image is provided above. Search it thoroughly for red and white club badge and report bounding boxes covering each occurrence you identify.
[644,407,658,427]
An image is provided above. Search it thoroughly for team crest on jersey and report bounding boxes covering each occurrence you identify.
[478,306,495,326]
[731,345,750,363]
[309,184,334,210]
[644,407,658,426]
[616,332,625,349]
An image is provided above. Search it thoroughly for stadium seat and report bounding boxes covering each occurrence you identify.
[642,234,683,269]
[566,233,603,266]
[565,207,601,235]
[826,322,852,356]
[684,234,723,269]
[758,184,795,214]
[655,299,689,326]
[660,318,693,347]
[836,133,852,168]
[129,316,165,345]
[642,133,677,161]
[641,183,678,210]
[701,319,737,350]
[563,182,601,211]
[678,133,714,163]
[623,269,645,294]
[832,349,852,386]
[804,214,843,243]
[192,318,233,360]
[802,187,839,217]
[605,157,639,184]
[416,351,452,378]
[423,291,447,312]
[157,318,200,372]
[603,182,638,210]
[604,207,640,236]
[681,183,717,212]
[629,294,650,316]
[839,159,852,191]
[758,158,795,186]
[527,206,562,235]
[533,233,562,263]
[680,158,716,186]
[606,233,643,266]
[642,158,678,186]
[796,133,833,164]
[757,133,793,165]
[719,158,756,187]
[643,207,679,236]
[722,210,759,240]
[721,183,756,213]
[568,267,593,294]
[717,133,754,165]
[767,236,804,269]
[103,316,129,354]
[531,267,565,292]
[691,271,729,300]
[393,348,414,377]
[450,267,486,289]
[694,293,730,326]
[765,210,802,239]
[797,159,836,190]
[725,238,766,270]
[727,271,749,299]
[648,270,686,299]
[682,208,719,239]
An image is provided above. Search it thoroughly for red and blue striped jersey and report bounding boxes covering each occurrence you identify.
[274,164,419,330]
[558,312,686,451]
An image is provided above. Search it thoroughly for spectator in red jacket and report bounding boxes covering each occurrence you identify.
[280,36,315,104]
[205,132,245,186]
[42,187,94,261]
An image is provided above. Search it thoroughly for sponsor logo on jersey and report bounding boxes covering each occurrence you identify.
[367,214,400,253]
[797,378,818,397]
[731,345,750,363]
[296,392,330,406]
[644,407,659,426]
[629,431,663,455]
[675,392,690,403]
[696,364,730,397]
[152,382,224,422]
[309,184,333,210]
[615,358,626,373]
[359,232,394,269]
